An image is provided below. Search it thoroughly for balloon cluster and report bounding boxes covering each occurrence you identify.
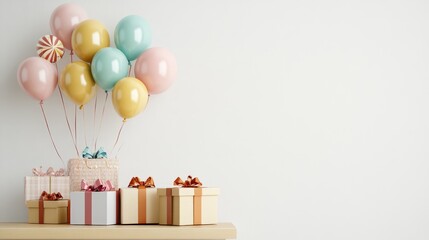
[17,3,177,121]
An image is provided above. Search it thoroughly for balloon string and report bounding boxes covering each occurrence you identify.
[75,105,78,152]
[95,91,108,150]
[111,121,125,154]
[39,101,65,168]
[56,63,79,157]
[82,106,88,148]
[128,62,132,77]
[92,91,98,150]
[70,50,74,63]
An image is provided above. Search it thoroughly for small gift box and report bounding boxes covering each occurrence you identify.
[70,179,119,225]
[120,177,158,224]
[68,156,118,192]
[25,191,69,224]
[158,176,219,226]
[24,167,70,201]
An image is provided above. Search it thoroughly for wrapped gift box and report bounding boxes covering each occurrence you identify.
[24,176,70,201]
[68,158,118,191]
[120,188,158,224]
[26,199,69,224]
[158,187,219,225]
[70,191,119,225]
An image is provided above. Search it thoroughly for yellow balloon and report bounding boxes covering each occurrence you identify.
[59,61,96,107]
[72,19,110,62]
[112,77,149,120]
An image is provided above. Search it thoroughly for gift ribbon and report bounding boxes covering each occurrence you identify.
[32,167,65,176]
[38,191,63,224]
[174,175,203,188]
[128,177,155,224]
[82,146,107,159]
[166,188,172,225]
[81,179,114,191]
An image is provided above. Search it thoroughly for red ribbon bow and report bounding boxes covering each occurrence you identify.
[81,179,114,191]
[174,175,203,187]
[128,176,155,188]
[39,191,63,201]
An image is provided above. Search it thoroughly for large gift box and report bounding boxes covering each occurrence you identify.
[157,176,219,226]
[68,158,118,191]
[120,177,159,224]
[70,180,119,225]
[24,167,69,201]
[26,192,69,224]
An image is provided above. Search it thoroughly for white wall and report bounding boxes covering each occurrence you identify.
[1,0,429,239]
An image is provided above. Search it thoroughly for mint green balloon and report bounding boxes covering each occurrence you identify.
[91,47,129,91]
[114,15,152,61]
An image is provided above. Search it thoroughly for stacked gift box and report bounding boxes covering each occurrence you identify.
[24,161,219,226]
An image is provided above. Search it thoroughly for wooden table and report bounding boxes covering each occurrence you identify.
[0,223,236,240]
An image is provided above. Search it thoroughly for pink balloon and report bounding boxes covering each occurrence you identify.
[134,47,177,94]
[17,57,58,101]
[50,3,88,50]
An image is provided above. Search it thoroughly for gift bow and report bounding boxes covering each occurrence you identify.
[82,146,107,159]
[174,175,203,187]
[81,179,114,191]
[128,176,155,188]
[32,167,65,176]
[39,191,63,201]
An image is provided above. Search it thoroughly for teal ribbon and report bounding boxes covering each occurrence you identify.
[82,147,107,159]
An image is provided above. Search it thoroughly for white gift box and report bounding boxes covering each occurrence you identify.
[120,188,158,224]
[70,191,119,225]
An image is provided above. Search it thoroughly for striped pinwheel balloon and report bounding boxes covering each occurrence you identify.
[36,35,64,63]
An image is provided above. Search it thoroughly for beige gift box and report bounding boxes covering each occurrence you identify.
[157,187,219,226]
[67,158,118,191]
[25,200,69,224]
[120,188,158,224]
[24,176,70,201]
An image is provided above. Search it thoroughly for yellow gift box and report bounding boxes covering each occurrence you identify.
[26,199,69,224]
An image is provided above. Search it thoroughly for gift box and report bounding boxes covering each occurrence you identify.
[120,177,158,224]
[157,176,219,225]
[25,192,69,224]
[70,180,119,225]
[24,168,69,201]
[68,158,118,191]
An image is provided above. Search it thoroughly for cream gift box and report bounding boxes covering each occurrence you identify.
[158,187,219,225]
[26,199,69,224]
[70,191,119,225]
[68,158,118,191]
[120,188,158,224]
[24,176,70,201]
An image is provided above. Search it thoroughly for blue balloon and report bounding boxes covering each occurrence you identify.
[114,15,152,61]
[91,47,129,91]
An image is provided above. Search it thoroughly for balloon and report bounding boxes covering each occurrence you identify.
[114,15,152,61]
[50,3,88,50]
[72,19,110,63]
[91,47,129,91]
[17,57,58,101]
[59,61,96,107]
[37,35,64,63]
[134,47,177,94]
[112,77,148,120]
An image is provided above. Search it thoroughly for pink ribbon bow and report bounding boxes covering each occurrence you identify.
[32,167,65,176]
[81,179,114,192]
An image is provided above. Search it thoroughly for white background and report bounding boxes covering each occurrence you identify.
[1,0,429,239]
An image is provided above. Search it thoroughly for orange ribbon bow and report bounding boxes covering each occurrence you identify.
[174,175,203,187]
[128,176,155,188]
